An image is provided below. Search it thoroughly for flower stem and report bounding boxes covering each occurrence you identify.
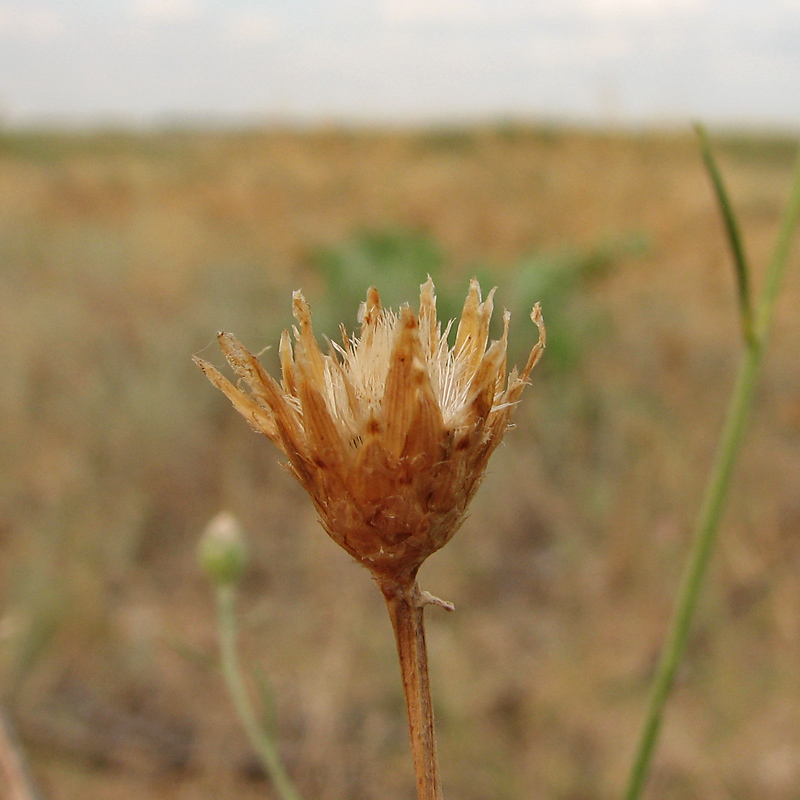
[216,584,303,800]
[622,137,800,800]
[380,578,444,800]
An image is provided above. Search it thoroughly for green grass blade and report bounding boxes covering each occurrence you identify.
[695,123,755,346]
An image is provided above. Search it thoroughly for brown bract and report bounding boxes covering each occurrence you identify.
[194,278,544,585]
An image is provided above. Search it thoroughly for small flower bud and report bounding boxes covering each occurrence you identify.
[198,511,248,586]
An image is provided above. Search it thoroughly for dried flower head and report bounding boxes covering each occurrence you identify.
[194,277,544,586]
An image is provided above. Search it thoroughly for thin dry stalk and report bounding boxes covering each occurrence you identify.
[380,578,448,800]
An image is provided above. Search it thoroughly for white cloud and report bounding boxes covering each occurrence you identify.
[524,27,633,66]
[225,8,280,43]
[379,0,696,27]
[579,0,703,18]
[130,0,199,23]
[0,4,62,39]
[381,0,486,25]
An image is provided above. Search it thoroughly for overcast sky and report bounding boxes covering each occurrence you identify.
[1,0,798,128]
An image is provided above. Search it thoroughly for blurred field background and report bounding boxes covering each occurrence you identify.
[0,125,799,800]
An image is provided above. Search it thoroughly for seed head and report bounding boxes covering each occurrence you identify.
[195,278,544,585]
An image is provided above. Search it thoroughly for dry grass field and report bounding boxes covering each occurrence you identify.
[0,125,798,800]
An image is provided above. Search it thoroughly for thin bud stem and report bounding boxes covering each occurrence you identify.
[379,578,444,800]
[216,585,303,800]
